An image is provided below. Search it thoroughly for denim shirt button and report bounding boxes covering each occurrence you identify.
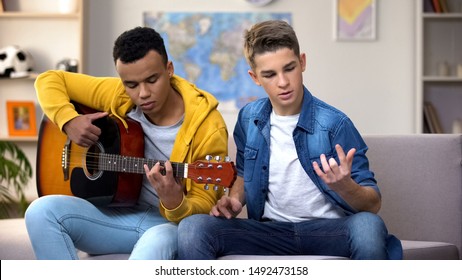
[262,166,267,170]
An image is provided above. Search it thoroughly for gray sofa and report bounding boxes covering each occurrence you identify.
[1,134,461,260]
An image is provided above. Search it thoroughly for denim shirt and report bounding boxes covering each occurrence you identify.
[233,86,379,221]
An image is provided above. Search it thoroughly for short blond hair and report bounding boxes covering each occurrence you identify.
[243,20,300,70]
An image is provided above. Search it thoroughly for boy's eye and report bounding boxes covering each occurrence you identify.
[147,77,157,83]
[124,82,137,89]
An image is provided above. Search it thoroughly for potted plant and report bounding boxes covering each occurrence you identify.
[0,141,32,218]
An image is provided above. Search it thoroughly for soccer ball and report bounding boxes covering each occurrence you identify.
[0,45,34,78]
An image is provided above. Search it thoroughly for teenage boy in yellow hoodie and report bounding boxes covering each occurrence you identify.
[25,26,229,259]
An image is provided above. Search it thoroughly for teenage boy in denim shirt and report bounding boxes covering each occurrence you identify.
[178,20,402,260]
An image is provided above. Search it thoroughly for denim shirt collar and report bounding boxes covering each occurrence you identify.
[252,86,315,133]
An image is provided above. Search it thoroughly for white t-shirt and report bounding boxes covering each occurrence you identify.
[262,110,344,222]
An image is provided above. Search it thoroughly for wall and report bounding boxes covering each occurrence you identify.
[1,0,84,202]
[84,0,416,135]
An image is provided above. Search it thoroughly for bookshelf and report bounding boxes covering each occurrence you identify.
[0,0,85,200]
[0,0,84,140]
[417,0,462,133]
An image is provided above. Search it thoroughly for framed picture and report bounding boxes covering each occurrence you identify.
[334,0,376,41]
[6,101,37,136]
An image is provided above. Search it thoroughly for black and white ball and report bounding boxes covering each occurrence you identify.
[0,45,34,78]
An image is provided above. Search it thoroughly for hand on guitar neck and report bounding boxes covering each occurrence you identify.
[144,160,184,210]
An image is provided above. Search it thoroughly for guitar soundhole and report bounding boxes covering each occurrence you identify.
[83,142,104,181]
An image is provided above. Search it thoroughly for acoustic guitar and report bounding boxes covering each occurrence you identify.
[36,113,236,207]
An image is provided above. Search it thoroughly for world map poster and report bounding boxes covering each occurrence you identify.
[144,12,292,111]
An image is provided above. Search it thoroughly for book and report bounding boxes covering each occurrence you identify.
[424,102,444,133]
[432,0,442,13]
[424,0,435,12]
[439,0,449,13]
[430,102,443,133]
[423,112,431,133]
[424,103,435,133]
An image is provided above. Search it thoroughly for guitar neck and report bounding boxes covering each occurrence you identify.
[98,154,186,178]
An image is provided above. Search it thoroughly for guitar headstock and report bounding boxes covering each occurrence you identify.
[187,155,237,191]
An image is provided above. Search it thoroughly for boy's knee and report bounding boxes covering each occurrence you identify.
[25,197,49,221]
[178,214,213,240]
[179,214,209,229]
[348,213,389,259]
[351,212,385,230]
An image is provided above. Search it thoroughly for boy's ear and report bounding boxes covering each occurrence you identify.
[248,69,261,86]
[167,61,174,77]
[300,53,307,72]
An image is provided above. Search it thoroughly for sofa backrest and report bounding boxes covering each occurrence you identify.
[364,134,462,256]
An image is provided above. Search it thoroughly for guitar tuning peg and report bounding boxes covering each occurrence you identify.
[204,184,209,190]
[215,155,222,162]
[213,185,218,191]
[223,188,228,193]
[205,155,212,162]
[225,156,231,162]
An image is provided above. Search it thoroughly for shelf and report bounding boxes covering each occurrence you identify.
[0,73,39,82]
[0,0,83,203]
[0,2,84,73]
[418,0,462,134]
[0,136,38,142]
[423,76,462,82]
[0,12,80,19]
[423,13,462,19]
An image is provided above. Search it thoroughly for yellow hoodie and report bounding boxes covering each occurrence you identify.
[35,70,229,223]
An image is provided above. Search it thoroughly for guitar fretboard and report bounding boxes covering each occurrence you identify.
[97,154,186,178]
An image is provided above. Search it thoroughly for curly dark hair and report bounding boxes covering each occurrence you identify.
[113,26,168,65]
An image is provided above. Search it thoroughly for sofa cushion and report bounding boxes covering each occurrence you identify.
[401,240,459,260]
[0,218,35,260]
[219,240,459,260]
[1,218,458,260]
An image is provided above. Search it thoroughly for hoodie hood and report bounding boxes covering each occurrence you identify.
[109,74,222,164]
[170,75,219,147]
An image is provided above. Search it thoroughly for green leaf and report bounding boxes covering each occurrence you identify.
[0,141,33,218]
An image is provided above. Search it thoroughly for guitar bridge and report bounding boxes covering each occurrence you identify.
[61,137,71,181]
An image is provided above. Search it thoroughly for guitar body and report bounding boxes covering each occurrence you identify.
[37,103,236,207]
[36,115,144,207]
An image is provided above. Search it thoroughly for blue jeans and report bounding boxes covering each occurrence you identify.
[178,212,392,260]
[25,195,177,260]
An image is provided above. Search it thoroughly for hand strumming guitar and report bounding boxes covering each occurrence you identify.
[63,112,109,147]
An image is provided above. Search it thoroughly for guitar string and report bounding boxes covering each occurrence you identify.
[62,150,225,170]
[61,150,184,177]
[60,150,233,187]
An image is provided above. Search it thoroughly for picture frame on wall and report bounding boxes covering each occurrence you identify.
[6,101,37,136]
[334,0,377,41]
